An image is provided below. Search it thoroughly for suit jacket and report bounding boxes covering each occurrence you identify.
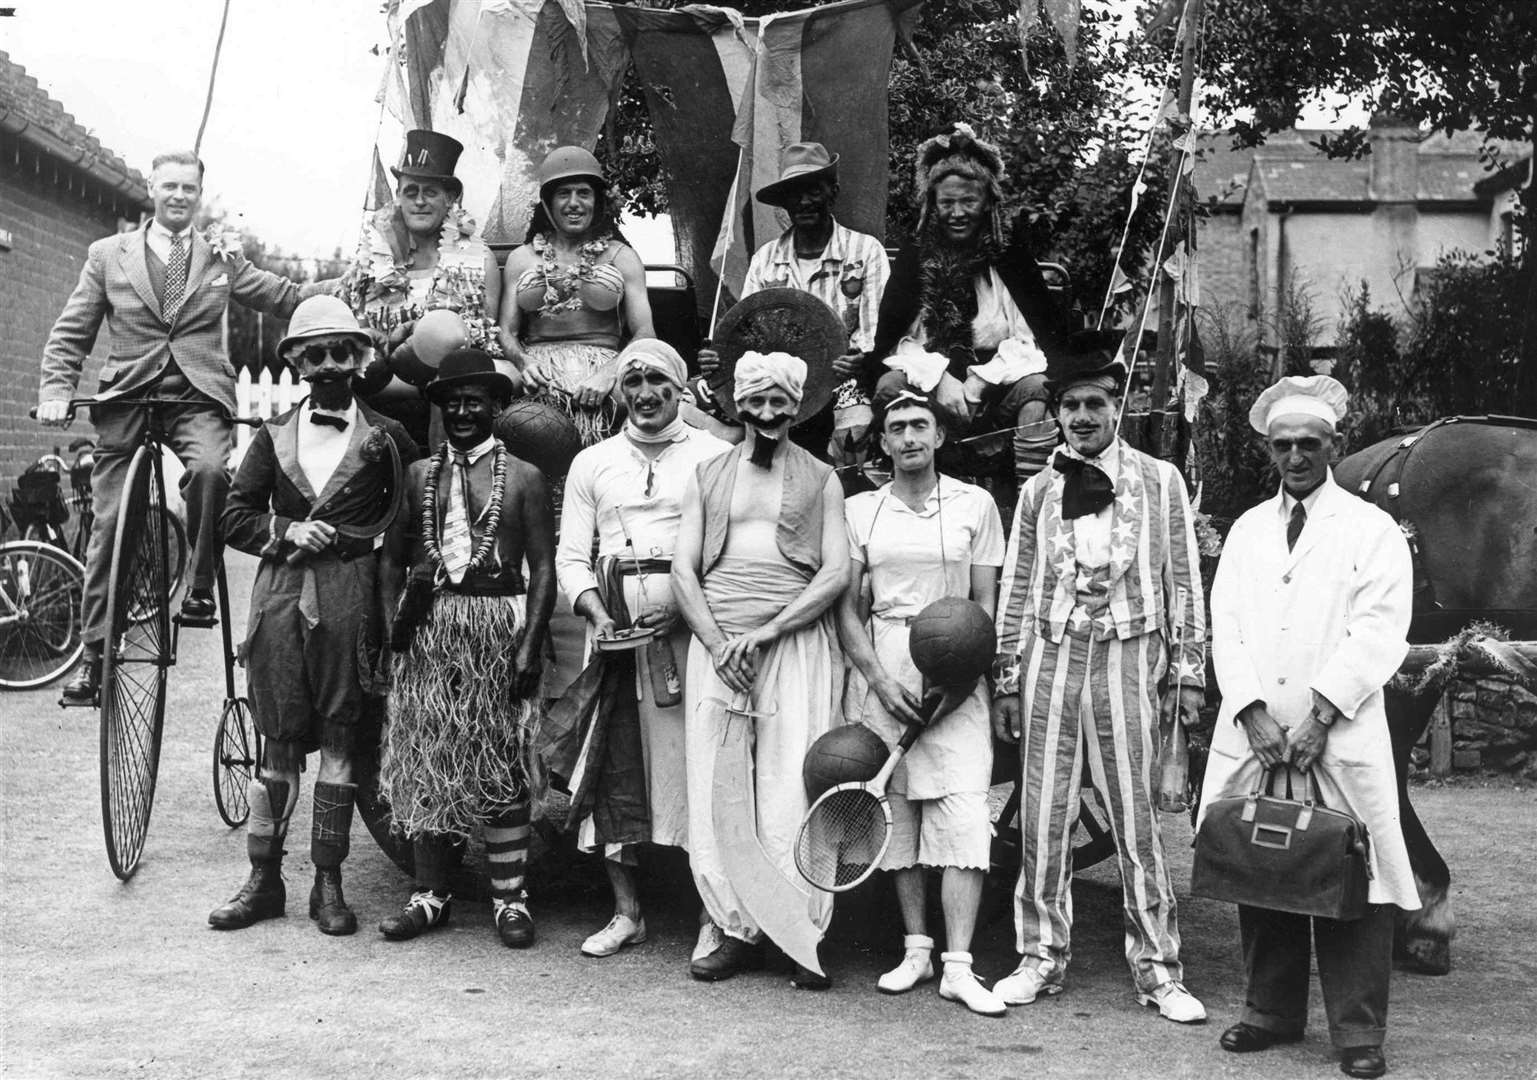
[40,226,311,414]
[1199,475,1417,908]
[994,439,1206,695]
[223,401,420,561]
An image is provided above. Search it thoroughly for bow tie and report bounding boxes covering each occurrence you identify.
[1052,453,1115,519]
[309,412,348,431]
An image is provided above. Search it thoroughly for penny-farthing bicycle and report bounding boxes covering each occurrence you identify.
[50,396,260,879]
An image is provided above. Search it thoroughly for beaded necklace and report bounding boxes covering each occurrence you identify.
[531,231,613,316]
[421,439,510,581]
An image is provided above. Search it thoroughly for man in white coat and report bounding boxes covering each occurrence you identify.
[1201,375,1418,1080]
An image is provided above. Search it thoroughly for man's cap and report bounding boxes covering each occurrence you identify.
[756,143,840,208]
[392,130,464,188]
[277,296,371,360]
[424,348,515,405]
[1249,374,1349,434]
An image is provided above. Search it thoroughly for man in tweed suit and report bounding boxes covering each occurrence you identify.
[38,151,313,703]
[990,333,1207,1023]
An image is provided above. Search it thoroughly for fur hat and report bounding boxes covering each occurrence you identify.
[915,122,1006,236]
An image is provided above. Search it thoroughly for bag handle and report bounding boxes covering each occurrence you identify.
[1242,765,1326,829]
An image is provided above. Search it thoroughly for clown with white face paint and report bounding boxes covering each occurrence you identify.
[1202,375,1416,1080]
[549,339,730,959]
[671,350,851,987]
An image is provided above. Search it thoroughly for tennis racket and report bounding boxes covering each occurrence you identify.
[793,698,936,893]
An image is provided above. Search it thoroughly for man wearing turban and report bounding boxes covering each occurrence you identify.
[672,350,851,987]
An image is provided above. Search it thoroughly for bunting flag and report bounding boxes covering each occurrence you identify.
[386,0,919,299]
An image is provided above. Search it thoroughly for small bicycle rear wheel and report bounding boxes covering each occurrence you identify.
[0,541,84,689]
[99,447,172,880]
[213,697,259,828]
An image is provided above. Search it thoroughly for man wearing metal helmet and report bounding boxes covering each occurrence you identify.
[208,295,420,936]
[499,146,656,447]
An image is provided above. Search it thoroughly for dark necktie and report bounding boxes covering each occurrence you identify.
[309,412,348,431]
[1052,453,1115,519]
[163,233,187,321]
[1287,501,1307,551]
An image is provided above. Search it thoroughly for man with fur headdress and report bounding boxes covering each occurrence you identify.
[867,123,1069,483]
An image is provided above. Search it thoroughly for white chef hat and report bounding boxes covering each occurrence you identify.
[1248,374,1349,435]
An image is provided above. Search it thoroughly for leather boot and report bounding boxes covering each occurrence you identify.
[689,935,765,982]
[309,781,357,936]
[209,859,286,929]
[59,642,102,707]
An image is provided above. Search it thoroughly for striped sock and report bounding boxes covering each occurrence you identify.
[484,801,531,903]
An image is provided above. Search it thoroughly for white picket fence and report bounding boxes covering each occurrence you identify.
[231,367,302,467]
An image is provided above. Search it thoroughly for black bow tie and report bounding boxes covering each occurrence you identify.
[309,412,348,431]
[1053,453,1115,519]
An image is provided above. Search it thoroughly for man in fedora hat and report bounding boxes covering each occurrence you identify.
[377,348,557,948]
[39,149,327,705]
[209,296,420,936]
[991,333,1207,1023]
[698,142,888,464]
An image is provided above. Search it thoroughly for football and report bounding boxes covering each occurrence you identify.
[908,596,996,686]
[412,309,470,368]
[493,399,584,478]
[802,724,888,801]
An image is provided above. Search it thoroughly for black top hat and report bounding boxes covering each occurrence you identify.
[1043,330,1129,397]
[425,348,515,405]
[392,130,465,187]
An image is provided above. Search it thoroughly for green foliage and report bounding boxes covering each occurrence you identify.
[1193,302,1274,518]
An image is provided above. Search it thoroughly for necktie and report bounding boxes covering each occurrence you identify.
[1052,453,1115,519]
[1287,501,1307,551]
[309,412,348,431]
[439,452,472,584]
[163,233,188,321]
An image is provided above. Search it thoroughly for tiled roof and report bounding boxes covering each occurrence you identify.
[1253,158,1370,203]
[0,49,151,208]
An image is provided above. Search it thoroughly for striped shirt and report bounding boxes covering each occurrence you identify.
[742,218,889,354]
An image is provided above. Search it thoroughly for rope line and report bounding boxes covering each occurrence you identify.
[193,0,234,156]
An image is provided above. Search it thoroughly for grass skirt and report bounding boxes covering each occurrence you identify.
[524,341,618,446]
[380,593,542,839]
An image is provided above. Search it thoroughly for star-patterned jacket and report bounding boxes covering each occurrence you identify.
[994,438,1205,695]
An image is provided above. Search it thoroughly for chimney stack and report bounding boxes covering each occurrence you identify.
[1367,112,1419,203]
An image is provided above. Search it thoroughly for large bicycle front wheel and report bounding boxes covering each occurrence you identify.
[99,446,172,880]
[0,541,84,689]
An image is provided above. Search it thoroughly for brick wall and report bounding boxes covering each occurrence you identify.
[1199,210,1254,334]
[0,162,133,495]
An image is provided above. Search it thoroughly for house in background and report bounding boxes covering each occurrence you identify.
[0,50,150,487]
[1197,116,1525,363]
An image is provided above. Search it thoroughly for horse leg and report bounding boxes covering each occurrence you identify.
[1387,686,1455,975]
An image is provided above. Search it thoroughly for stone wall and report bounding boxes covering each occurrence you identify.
[1435,677,1537,777]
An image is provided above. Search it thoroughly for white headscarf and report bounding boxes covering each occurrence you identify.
[733,350,807,406]
[615,338,688,388]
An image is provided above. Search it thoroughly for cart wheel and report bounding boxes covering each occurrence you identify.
[213,698,259,828]
[0,541,84,689]
[99,447,171,880]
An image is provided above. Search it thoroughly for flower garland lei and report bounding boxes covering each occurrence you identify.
[531,232,613,316]
[349,204,481,311]
[421,440,509,582]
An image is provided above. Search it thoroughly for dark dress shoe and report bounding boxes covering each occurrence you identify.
[179,591,217,627]
[209,861,286,929]
[59,647,102,707]
[1219,1022,1303,1053]
[308,867,358,936]
[1340,1046,1386,1078]
[493,898,535,948]
[689,936,766,981]
[378,890,451,940]
[791,963,831,991]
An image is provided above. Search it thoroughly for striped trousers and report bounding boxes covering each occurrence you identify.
[1013,627,1183,992]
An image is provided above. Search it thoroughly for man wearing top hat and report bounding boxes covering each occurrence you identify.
[697,142,889,464]
[376,348,557,948]
[38,149,324,705]
[209,296,420,936]
[1200,375,1415,1080]
[991,333,1207,1022]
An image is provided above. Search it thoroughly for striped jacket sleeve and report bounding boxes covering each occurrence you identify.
[1159,460,1207,688]
[993,475,1044,695]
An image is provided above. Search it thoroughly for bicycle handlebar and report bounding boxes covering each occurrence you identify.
[32,398,263,427]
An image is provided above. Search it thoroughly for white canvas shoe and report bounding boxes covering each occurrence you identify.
[580,913,647,957]
[876,934,935,994]
[692,920,725,963]
[938,952,1007,1017]
[1137,980,1208,1024]
[994,962,1065,1006]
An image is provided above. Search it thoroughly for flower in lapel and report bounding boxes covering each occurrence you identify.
[203,225,244,261]
[360,427,389,464]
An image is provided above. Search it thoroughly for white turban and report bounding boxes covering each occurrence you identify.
[615,338,688,388]
[1249,374,1349,435]
[733,350,806,406]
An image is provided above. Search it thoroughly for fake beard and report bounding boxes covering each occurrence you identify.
[305,373,354,411]
[739,411,791,469]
